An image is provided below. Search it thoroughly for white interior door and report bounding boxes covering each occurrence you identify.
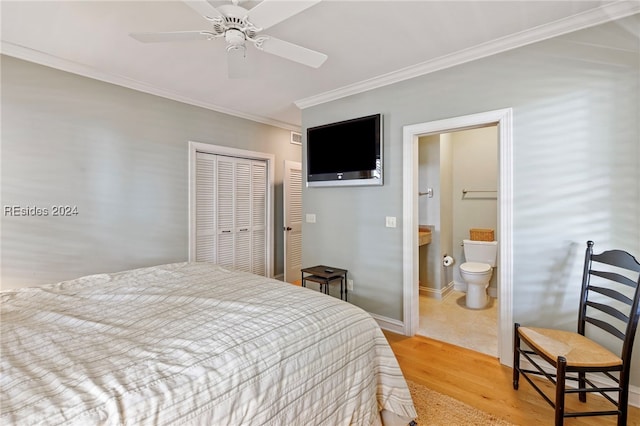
[284,160,302,283]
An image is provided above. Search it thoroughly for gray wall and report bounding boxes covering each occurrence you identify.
[451,126,498,290]
[1,56,301,289]
[302,16,639,380]
[418,127,498,293]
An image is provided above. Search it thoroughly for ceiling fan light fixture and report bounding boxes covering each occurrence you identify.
[224,28,245,47]
[226,44,246,57]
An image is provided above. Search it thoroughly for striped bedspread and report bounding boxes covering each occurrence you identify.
[1,262,416,425]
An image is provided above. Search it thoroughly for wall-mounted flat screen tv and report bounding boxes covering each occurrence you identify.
[306,114,382,187]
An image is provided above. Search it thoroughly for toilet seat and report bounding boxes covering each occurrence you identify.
[460,261,491,274]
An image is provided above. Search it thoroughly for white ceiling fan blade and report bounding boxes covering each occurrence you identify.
[130,31,215,43]
[183,0,224,21]
[257,36,327,68]
[247,0,321,30]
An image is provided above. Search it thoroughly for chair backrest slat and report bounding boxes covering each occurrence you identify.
[578,241,640,366]
[585,316,626,340]
[588,285,633,306]
[585,300,629,324]
[590,270,638,289]
[592,250,640,272]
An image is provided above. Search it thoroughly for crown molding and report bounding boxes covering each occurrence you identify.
[295,1,640,110]
[0,41,301,132]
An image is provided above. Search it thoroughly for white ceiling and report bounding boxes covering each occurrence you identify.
[2,1,639,129]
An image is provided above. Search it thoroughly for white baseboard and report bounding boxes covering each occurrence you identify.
[628,386,639,408]
[419,281,454,299]
[370,313,405,335]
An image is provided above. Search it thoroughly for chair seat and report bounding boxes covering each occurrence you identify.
[518,326,622,368]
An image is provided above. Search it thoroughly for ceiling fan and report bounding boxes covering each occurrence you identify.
[130,0,328,76]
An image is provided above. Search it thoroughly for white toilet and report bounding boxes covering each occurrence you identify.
[459,239,498,309]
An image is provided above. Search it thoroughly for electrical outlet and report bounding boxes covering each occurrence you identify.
[347,279,354,291]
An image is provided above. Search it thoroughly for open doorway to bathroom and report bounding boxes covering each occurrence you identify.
[402,108,513,365]
[416,125,498,357]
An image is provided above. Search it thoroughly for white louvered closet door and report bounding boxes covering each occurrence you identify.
[195,152,268,275]
[216,156,235,269]
[284,161,302,283]
[233,159,252,273]
[195,153,216,262]
[251,161,267,276]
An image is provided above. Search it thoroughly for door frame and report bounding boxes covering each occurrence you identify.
[188,141,275,278]
[402,108,513,365]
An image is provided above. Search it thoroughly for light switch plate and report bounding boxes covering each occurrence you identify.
[385,216,396,228]
[306,213,316,223]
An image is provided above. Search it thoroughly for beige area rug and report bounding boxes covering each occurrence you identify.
[407,381,515,425]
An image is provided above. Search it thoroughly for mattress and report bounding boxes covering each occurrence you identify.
[1,262,416,425]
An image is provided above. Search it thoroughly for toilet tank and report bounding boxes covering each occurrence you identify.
[463,240,498,266]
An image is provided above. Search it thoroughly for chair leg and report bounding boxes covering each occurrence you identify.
[555,357,567,426]
[513,323,520,390]
[619,375,629,426]
[578,371,586,403]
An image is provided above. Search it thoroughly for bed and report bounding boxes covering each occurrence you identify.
[1,262,416,425]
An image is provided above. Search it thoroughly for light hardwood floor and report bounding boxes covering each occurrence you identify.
[384,331,640,426]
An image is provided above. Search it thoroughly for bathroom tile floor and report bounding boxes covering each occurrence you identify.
[417,290,498,357]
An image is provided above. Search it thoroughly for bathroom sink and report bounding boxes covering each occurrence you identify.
[418,226,432,246]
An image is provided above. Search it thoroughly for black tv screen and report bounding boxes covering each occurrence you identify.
[306,114,382,187]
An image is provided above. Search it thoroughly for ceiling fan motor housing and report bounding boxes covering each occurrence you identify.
[213,5,258,39]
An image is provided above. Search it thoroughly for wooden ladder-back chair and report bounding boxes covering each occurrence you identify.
[513,240,640,425]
